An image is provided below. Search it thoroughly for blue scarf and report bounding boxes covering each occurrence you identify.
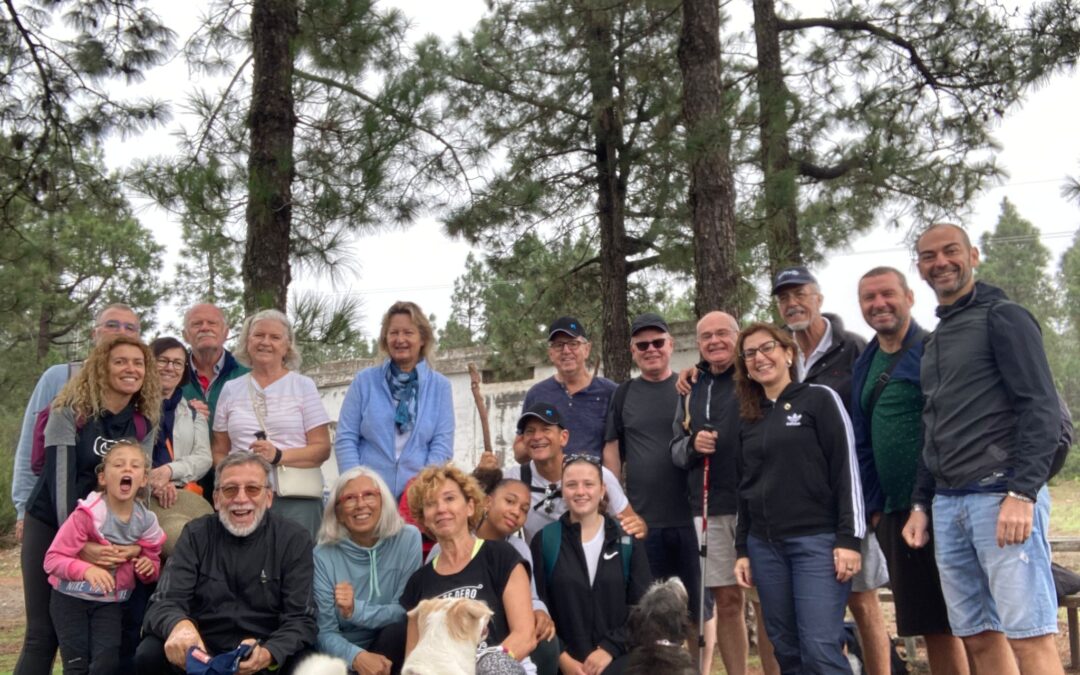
[387,362,419,434]
[153,388,184,467]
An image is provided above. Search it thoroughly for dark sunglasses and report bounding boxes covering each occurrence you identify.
[633,338,667,352]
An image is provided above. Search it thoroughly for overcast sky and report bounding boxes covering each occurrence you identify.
[105,0,1080,342]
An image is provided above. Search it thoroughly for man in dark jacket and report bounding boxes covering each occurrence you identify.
[903,223,1062,675]
[137,453,316,674]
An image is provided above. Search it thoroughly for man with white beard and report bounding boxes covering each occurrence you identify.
[137,453,317,674]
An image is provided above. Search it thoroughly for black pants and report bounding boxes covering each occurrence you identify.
[16,514,59,675]
[135,635,315,675]
[50,592,122,675]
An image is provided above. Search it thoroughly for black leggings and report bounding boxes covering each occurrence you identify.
[50,592,121,675]
[16,514,58,675]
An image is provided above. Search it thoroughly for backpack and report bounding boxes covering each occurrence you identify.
[32,389,149,475]
[538,519,632,588]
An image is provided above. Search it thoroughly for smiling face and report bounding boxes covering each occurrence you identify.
[561,461,605,521]
[484,481,531,538]
[386,313,424,371]
[520,419,568,463]
[858,271,914,338]
[155,346,187,397]
[106,344,146,398]
[336,475,384,547]
[93,306,141,344]
[98,444,148,503]
[246,318,289,370]
[421,479,475,541]
[214,462,272,537]
[630,328,673,380]
[916,224,979,304]
[548,334,591,381]
[696,312,738,372]
[775,283,823,332]
[741,329,794,393]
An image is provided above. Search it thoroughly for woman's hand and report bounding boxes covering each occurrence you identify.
[833,548,861,583]
[154,482,178,509]
[352,650,392,675]
[558,651,586,675]
[84,566,115,593]
[734,557,753,588]
[249,439,279,465]
[534,609,556,642]
[582,647,613,675]
[149,465,173,492]
[335,581,355,619]
[79,542,135,568]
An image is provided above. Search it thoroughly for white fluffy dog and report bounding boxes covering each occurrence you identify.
[402,597,494,675]
[293,653,348,675]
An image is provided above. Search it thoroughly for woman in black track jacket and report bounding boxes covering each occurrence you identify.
[731,323,865,675]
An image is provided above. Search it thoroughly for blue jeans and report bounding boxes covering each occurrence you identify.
[747,533,853,675]
[932,486,1058,638]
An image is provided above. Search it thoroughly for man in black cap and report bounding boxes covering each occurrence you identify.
[513,316,617,463]
[603,312,715,671]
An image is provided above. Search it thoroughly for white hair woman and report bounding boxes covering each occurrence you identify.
[314,467,422,675]
[211,309,331,537]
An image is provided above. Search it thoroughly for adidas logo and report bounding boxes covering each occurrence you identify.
[785,413,802,427]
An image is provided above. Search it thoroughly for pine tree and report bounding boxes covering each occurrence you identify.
[977,198,1057,325]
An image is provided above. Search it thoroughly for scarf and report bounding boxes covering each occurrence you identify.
[153,388,184,468]
[387,361,419,434]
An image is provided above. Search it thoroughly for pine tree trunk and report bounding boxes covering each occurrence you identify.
[753,0,802,278]
[243,0,298,312]
[679,0,739,317]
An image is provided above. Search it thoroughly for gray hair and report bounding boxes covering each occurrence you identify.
[234,309,302,370]
[317,467,404,546]
[215,452,273,488]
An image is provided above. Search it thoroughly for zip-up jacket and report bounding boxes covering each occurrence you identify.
[530,513,652,662]
[735,382,865,557]
[143,510,317,667]
[801,313,866,417]
[670,361,739,515]
[914,282,1059,502]
[181,349,248,432]
[850,321,926,516]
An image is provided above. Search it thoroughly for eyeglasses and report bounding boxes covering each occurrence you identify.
[155,357,186,371]
[776,289,816,304]
[548,340,584,352]
[740,340,780,361]
[698,329,736,342]
[337,490,381,508]
[216,484,268,499]
[562,453,602,468]
[99,319,140,334]
[633,338,667,352]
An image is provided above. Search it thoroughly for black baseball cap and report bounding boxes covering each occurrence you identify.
[548,316,587,340]
[516,402,563,433]
[772,266,818,295]
[630,312,669,336]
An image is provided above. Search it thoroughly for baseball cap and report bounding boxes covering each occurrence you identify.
[186,643,253,675]
[516,402,563,433]
[771,266,818,295]
[548,317,587,340]
[630,312,669,336]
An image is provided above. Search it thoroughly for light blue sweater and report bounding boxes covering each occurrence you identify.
[334,359,455,498]
[313,524,422,666]
[13,363,74,519]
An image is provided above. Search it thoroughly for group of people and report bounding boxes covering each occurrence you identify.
[7,221,1068,675]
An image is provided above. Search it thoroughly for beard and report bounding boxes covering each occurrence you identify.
[218,504,267,537]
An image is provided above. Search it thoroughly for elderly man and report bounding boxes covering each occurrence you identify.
[181,303,248,499]
[137,453,317,674]
[671,311,747,675]
[514,316,617,463]
[851,267,968,674]
[903,224,1063,675]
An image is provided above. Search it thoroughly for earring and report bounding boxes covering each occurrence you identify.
[786,359,792,367]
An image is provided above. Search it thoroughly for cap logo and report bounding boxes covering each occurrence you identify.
[546,409,554,416]
[570,323,577,329]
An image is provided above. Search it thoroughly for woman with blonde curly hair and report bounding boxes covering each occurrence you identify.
[400,464,537,674]
[21,333,161,671]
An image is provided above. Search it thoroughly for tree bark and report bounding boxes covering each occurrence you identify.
[243,0,298,312]
[753,0,802,278]
[679,0,739,317]
[584,2,632,382]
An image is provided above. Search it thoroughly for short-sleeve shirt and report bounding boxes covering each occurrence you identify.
[400,539,523,647]
[504,462,629,543]
[605,375,691,528]
[860,349,923,514]
[214,372,329,451]
[523,376,617,457]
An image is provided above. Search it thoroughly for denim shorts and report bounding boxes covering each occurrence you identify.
[932,486,1058,639]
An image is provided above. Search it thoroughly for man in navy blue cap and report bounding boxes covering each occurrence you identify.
[513,316,617,463]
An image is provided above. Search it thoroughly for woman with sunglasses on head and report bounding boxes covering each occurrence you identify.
[314,467,422,675]
[530,455,651,675]
[731,323,865,675]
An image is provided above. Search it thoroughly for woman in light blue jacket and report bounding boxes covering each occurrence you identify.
[335,301,455,498]
[314,467,422,674]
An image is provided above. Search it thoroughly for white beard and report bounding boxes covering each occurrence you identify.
[218,506,266,537]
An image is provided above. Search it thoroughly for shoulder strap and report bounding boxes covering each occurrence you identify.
[519,463,547,496]
[619,534,632,587]
[612,380,632,461]
[866,328,928,420]
[541,521,561,584]
[133,411,148,441]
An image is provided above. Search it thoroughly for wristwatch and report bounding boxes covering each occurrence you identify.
[910,502,928,513]
[1005,490,1036,504]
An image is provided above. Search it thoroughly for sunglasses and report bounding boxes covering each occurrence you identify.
[216,484,268,499]
[633,338,667,352]
[562,453,602,468]
[534,483,561,514]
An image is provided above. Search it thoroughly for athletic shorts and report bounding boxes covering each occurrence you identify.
[693,514,738,588]
[850,530,889,593]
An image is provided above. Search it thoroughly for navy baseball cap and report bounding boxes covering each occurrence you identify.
[548,317,587,340]
[186,643,253,675]
[630,312,669,336]
[771,266,818,295]
[516,403,563,433]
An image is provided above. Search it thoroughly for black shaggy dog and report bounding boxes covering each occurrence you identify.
[624,578,697,675]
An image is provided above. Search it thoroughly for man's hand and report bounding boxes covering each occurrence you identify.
[189,399,210,418]
[164,620,204,668]
[84,566,115,594]
[675,366,698,396]
[734,557,753,588]
[833,548,861,583]
[236,639,272,675]
[615,509,647,540]
[534,609,556,642]
[477,452,499,470]
[870,512,882,529]
[582,647,613,675]
[558,651,586,675]
[997,495,1035,547]
[902,510,930,549]
[693,430,718,455]
[353,650,392,675]
[335,581,355,619]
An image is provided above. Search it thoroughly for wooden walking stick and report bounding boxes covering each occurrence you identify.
[468,363,500,467]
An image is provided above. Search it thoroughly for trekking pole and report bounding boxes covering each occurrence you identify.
[698,423,714,672]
